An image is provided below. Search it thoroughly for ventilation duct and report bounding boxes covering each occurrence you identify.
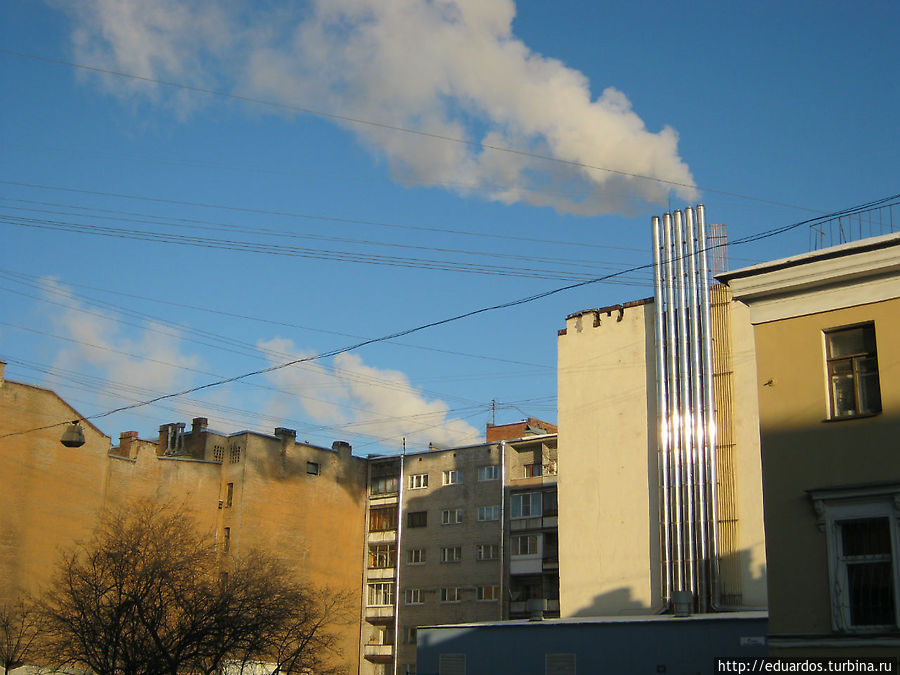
[652,205,719,613]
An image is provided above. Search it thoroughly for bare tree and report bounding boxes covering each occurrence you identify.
[0,596,43,675]
[40,500,348,675]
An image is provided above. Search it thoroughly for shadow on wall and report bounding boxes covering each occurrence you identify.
[567,545,767,618]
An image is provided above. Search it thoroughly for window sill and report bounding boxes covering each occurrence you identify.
[822,411,881,423]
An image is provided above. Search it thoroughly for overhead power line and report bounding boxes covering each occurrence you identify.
[0,48,824,214]
[3,192,896,442]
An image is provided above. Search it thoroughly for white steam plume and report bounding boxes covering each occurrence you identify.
[63,0,697,215]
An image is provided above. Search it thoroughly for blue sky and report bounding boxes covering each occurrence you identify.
[1,0,898,455]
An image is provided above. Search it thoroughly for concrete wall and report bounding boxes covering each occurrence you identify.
[556,296,767,618]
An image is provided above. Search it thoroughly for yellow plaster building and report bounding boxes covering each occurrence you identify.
[0,364,368,673]
[720,232,900,656]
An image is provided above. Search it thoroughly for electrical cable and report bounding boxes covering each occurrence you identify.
[4,192,895,441]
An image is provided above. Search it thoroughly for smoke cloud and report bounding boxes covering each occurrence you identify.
[63,0,697,214]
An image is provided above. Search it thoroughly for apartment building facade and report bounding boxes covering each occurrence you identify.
[720,232,900,656]
[359,425,559,675]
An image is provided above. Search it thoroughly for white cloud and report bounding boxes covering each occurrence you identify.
[61,0,697,214]
[258,337,481,449]
[38,278,211,428]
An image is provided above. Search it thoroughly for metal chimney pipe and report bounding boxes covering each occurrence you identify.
[685,206,708,611]
[652,216,673,605]
[674,210,697,602]
[663,212,684,592]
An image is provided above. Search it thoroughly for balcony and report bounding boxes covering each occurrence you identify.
[364,644,394,662]
[365,605,395,622]
[509,598,560,617]
[367,566,396,580]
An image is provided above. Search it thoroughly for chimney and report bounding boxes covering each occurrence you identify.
[118,431,139,459]
[275,427,297,456]
[0,360,5,387]
[332,440,351,460]
[191,417,208,435]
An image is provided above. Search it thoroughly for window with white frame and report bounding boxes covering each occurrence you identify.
[440,587,462,603]
[441,508,464,525]
[367,582,395,607]
[825,323,882,419]
[524,462,543,478]
[511,534,540,556]
[405,588,423,605]
[811,484,900,632]
[511,492,542,519]
[476,585,499,601]
[440,546,462,563]
[477,505,500,521]
[442,470,462,485]
[478,465,499,481]
[407,548,426,565]
[409,473,429,489]
[476,543,499,561]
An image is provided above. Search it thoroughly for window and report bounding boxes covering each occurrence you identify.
[213,445,225,462]
[409,473,429,489]
[405,588,423,605]
[476,585,499,601]
[408,511,428,528]
[440,587,461,603]
[442,470,462,485]
[229,445,241,463]
[225,482,234,508]
[441,508,464,525]
[825,323,882,418]
[368,544,396,569]
[512,534,540,556]
[478,465,499,481]
[440,546,462,563]
[407,548,426,565]
[403,626,418,644]
[369,506,397,532]
[524,462,543,478]
[367,582,395,607]
[306,461,320,475]
[371,462,400,496]
[476,543,499,561]
[222,527,230,553]
[811,484,900,632]
[477,505,500,521]
[511,492,542,519]
[370,625,395,646]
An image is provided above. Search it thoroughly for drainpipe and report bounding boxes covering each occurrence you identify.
[499,441,507,620]
[394,446,405,675]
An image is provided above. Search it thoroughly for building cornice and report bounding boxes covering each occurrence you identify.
[717,234,900,324]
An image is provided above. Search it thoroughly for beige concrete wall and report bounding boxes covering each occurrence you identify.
[557,304,659,616]
[751,298,900,638]
[556,297,767,617]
